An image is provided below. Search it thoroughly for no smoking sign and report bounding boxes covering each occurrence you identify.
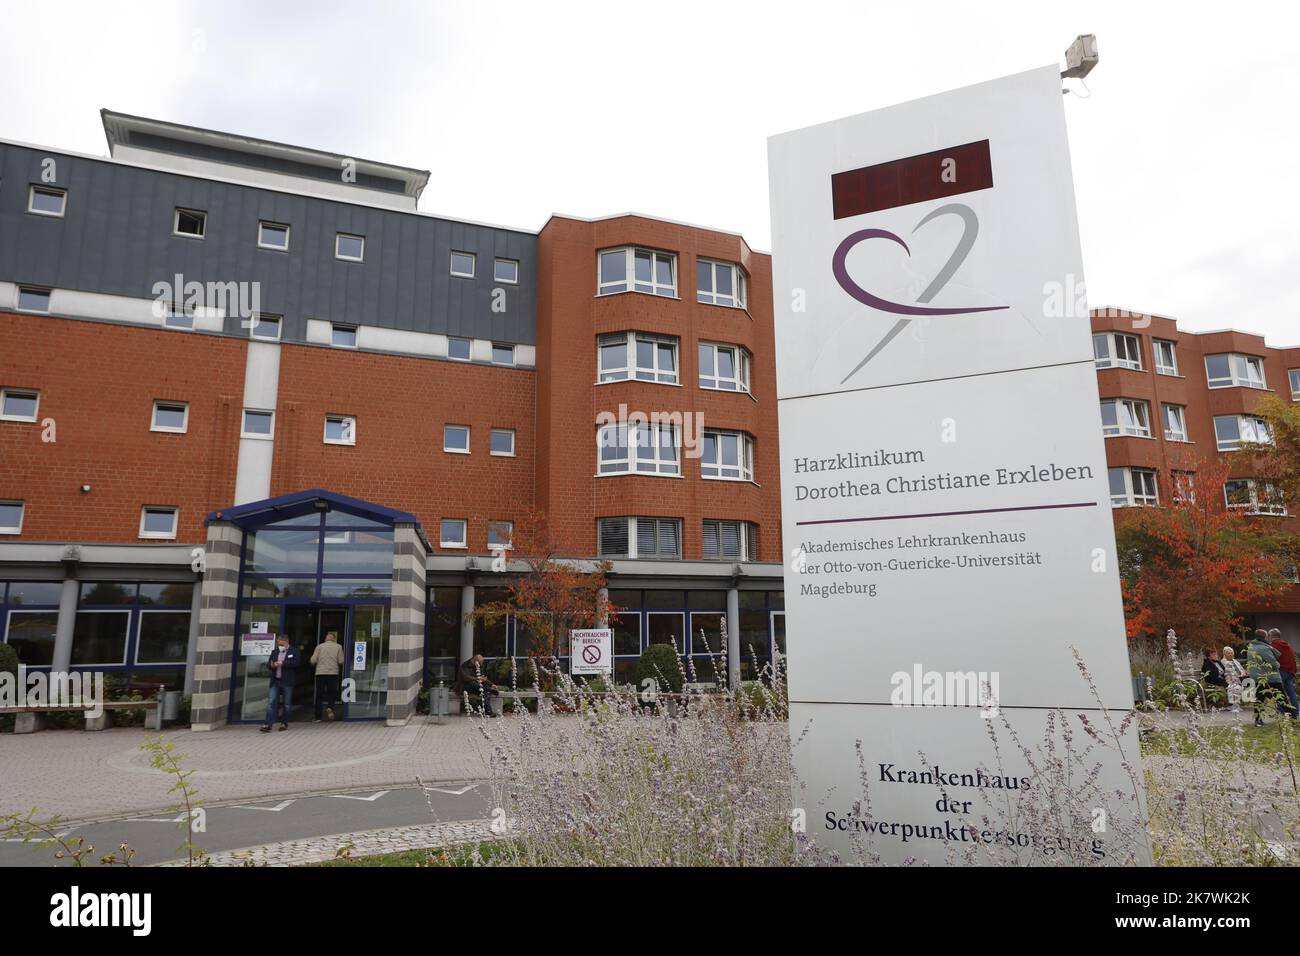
[571,628,613,676]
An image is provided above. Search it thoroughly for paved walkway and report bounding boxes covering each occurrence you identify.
[0,717,493,823]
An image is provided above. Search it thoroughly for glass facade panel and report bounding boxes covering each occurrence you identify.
[71,610,130,665]
[136,611,190,664]
[4,610,57,665]
[246,528,321,573]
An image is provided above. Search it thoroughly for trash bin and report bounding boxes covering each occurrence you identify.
[429,682,449,724]
[161,690,182,722]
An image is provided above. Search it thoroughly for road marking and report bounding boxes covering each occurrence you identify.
[124,813,190,823]
[328,790,391,802]
[230,800,296,812]
[422,783,478,796]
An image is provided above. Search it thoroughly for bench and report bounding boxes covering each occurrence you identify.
[1,688,164,733]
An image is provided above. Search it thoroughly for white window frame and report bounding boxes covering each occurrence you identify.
[139,506,179,540]
[1214,414,1272,452]
[450,251,476,278]
[443,424,470,454]
[1170,471,1197,504]
[134,608,194,666]
[0,388,40,423]
[1099,398,1151,438]
[491,343,515,366]
[1288,368,1300,401]
[1224,479,1287,516]
[1161,403,1188,443]
[335,233,365,262]
[701,430,754,481]
[440,518,468,549]
[597,516,682,559]
[249,313,282,341]
[1092,332,1142,371]
[27,185,66,218]
[702,519,756,561]
[696,259,748,309]
[597,423,680,476]
[151,400,189,434]
[173,207,206,239]
[596,332,679,384]
[1205,353,1266,389]
[16,287,51,313]
[487,520,513,550]
[1108,467,1158,508]
[0,501,24,535]
[447,337,472,361]
[493,258,519,284]
[324,414,356,446]
[331,323,358,349]
[489,428,515,457]
[257,221,291,251]
[598,246,677,297]
[241,409,275,440]
[698,342,751,392]
[1153,339,1178,376]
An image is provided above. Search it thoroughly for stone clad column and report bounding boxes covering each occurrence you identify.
[190,521,241,731]
[51,576,80,674]
[386,522,427,725]
[183,575,204,695]
[727,587,741,689]
[459,584,475,662]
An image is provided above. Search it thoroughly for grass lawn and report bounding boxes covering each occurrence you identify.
[1141,717,1300,761]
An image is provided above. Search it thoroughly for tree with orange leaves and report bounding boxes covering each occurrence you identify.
[1115,456,1296,651]
[468,511,618,684]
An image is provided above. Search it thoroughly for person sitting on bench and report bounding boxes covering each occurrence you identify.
[456,654,500,717]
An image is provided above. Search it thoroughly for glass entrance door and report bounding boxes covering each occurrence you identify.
[348,604,389,718]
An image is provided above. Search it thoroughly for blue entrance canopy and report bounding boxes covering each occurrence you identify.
[207,488,425,540]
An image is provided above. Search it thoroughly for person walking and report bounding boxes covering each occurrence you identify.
[1246,629,1283,726]
[1269,628,1298,719]
[261,634,301,732]
[311,631,346,722]
[1222,646,1245,714]
[456,653,500,717]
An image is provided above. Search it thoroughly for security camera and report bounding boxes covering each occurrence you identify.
[1062,34,1099,79]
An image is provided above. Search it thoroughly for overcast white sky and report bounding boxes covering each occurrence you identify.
[2,0,1296,344]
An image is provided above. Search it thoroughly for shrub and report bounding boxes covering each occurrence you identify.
[635,644,684,696]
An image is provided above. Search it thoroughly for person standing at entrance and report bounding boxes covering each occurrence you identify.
[261,634,301,732]
[311,631,345,722]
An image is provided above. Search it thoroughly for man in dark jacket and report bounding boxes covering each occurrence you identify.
[262,634,302,732]
[1269,629,1298,718]
[457,653,500,717]
[1201,649,1227,688]
[1246,630,1284,725]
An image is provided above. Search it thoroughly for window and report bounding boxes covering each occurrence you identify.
[1171,470,1197,504]
[242,409,274,439]
[699,343,751,392]
[0,389,39,422]
[335,233,365,261]
[331,323,358,348]
[151,401,189,433]
[701,430,754,481]
[1289,369,1300,400]
[173,208,206,238]
[597,517,681,559]
[440,519,467,549]
[1214,415,1272,452]
[491,343,514,365]
[444,424,470,454]
[494,258,519,284]
[703,520,757,561]
[139,506,178,539]
[596,332,677,384]
[1092,332,1142,370]
[1225,479,1287,516]
[258,221,290,250]
[324,415,356,445]
[597,422,680,475]
[1153,339,1178,376]
[1108,467,1158,508]
[697,259,748,309]
[490,428,515,456]
[249,313,281,340]
[1162,404,1188,443]
[164,306,195,330]
[1099,398,1151,438]
[487,521,513,549]
[598,247,676,297]
[450,251,476,278]
[0,501,24,535]
[1206,353,1266,389]
[17,287,50,313]
[28,185,66,217]
[448,337,471,361]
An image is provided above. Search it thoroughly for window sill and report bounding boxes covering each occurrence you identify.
[594,290,680,302]
[594,471,683,479]
[0,416,39,424]
[594,378,683,387]
[490,452,516,458]
[241,434,274,441]
[444,448,471,455]
[151,427,188,435]
[324,440,356,447]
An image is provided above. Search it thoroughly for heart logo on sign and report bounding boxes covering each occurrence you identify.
[832,203,1008,383]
